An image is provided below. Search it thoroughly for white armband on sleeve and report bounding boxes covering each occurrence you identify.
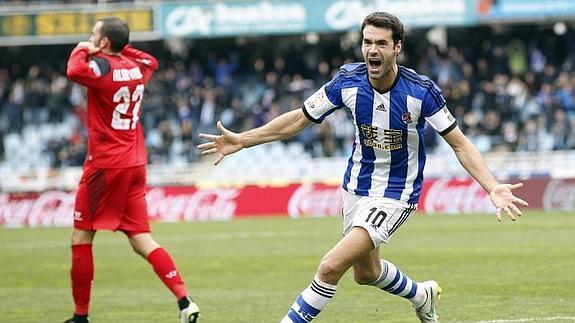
[425,105,457,135]
[303,86,337,123]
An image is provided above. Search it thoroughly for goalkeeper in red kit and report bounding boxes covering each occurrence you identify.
[64,17,199,323]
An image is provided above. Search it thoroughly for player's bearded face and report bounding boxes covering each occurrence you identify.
[362,26,400,80]
[90,21,104,50]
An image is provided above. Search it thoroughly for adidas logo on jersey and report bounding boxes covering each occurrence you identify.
[376,103,386,112]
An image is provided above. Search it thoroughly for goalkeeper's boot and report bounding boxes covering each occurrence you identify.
[180,299,200,323]
[63,314,89,323]
[414,280,442,323]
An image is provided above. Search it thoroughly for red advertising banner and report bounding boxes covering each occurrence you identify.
[418,177,548,214]
[0,177,568,228]
[542,179,575,211]
[419,178,494,214]
[0,183,343,228]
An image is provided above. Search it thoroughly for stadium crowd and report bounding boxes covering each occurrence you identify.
[0,25,574,169]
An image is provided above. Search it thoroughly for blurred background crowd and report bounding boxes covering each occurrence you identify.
[0,23,574,169]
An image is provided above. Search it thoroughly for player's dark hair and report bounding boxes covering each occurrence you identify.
[360,12,404,45]
[98,17,129,53]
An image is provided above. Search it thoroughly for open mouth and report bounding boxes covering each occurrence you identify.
[368,58,382,70]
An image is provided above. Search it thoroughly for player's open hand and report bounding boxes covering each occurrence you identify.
[489,183,529,222]
[198,121,243,165]
[76,42,101,55]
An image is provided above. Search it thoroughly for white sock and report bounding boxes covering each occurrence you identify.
[280,276,337,322]
[370,259,425,306]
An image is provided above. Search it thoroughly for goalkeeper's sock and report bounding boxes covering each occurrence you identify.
[147,247,188,299]
[280,276,337,322]
[70,244,93,316]
[178,296,191,311]
[370,259,426,307]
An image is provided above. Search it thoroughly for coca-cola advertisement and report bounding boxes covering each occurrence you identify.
[287,184,343,219]
[145,187,240,222]
[0,177,563,228]
[0,183,343,228]
[543,179,575,211]
[420,178,495,214]
[419,177,547,214]
[0,191,76,228]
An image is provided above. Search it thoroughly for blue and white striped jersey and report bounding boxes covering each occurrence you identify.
[302,63,456,204]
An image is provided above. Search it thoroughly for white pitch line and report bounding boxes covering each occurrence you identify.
[476,317,575,323]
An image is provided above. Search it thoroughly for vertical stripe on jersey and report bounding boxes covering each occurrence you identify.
[409,111,427,204]
[400,95,422,202]
[342,87,360,192]
[354,86,376,195]
[368,91,391,195]
[342,141,356,191]
[384,90,408,200]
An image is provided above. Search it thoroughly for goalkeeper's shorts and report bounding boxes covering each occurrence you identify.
[73,165,150,234]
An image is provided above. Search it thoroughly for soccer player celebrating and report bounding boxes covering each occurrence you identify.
[64,17,199,323]
[199,12,528,323]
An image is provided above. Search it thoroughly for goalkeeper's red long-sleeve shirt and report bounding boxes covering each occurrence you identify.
[66,45,158,168]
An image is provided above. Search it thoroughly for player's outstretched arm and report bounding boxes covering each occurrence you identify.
[442,126,529,221]
[198,108,311,165]
[198,121,243,166]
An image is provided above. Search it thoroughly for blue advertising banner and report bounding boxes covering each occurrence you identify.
[159,0,473,38]
[475,0,575,21]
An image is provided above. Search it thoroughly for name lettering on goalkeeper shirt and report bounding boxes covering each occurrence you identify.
[113,67,143,82]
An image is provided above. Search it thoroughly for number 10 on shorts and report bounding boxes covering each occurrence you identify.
[366,207,387,229]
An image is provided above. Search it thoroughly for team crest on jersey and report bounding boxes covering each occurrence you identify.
[361,124,402,151]
[402,112,413,125]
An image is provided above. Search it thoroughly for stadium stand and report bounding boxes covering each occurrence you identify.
[0,21,574,175]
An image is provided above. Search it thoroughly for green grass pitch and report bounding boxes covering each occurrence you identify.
[1,211,574,322]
